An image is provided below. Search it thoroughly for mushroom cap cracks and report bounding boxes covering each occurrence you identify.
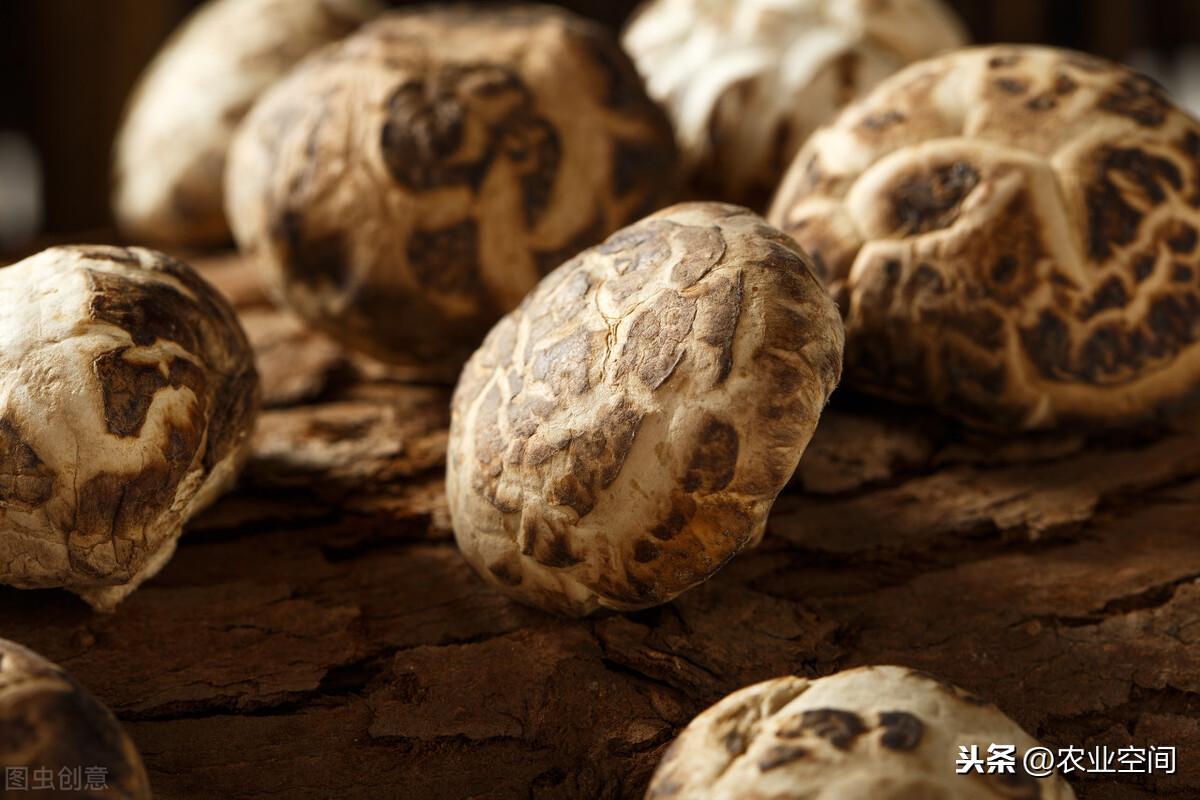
[447,202,843,616]
[646,666,1077,800]
[226,3,678,367]
[114,0,381,245]
[623,0,966,206]
[0,246,259,610]
[770,45,1200,430]
[0,638,151,799]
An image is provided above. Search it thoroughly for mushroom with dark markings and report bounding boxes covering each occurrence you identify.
[771,45,1200,430]
[226,4,677,368]
[0,246,259,610]
[645,666,1076,799]
[447,202,843,616]
[0,638,151,799]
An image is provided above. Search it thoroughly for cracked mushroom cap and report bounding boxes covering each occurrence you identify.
[646,666,1076,800]
[113,0,381,246]
[0,246,259,611]
[226,3,678,368]
[769,45,1200,430]
[447,202,843,616]
[622,0,966,207]
[0,639,151,799]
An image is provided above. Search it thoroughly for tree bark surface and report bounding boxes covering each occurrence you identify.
[4,252,1200,799]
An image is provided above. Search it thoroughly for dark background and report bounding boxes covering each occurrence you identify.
[1,0,1199,239]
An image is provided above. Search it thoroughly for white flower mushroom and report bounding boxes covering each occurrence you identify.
[447,202,843,616]
[769,45,1200,430]
[225,4,678,367]
[646,666,1077,799]
[623,0,966,206]
[0,638,151,799]
[113,0,382,245]
[0,246,259,610]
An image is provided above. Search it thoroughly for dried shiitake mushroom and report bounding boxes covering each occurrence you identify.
[646,666,1077,799]
[0,246,259,610]
[226,4,678,367]
[113,0,381,245]
[623,0,966,207]
[447,202,843,616]
[0,639,151,799]
[770,45,1200,430]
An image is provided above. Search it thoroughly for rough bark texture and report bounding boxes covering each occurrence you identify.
[3,251,1200,799]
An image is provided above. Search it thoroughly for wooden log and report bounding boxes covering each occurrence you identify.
[2,251,1198,799]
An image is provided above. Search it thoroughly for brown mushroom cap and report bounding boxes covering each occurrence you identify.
[447,202,843,616]
[0,246,259,610]
[225,3,678,368]
[769,45,1200,430]
[623,0,966,207]
[0,638,151,799]
[113,0,381,246]
[646,666,1077,800]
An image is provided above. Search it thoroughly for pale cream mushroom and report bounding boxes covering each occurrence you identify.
[623,0,966,207]
[0,246,259,610]
[447,203,842,616]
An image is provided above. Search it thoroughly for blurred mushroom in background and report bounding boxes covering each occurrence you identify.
[112,0,382,247]
[0,132,43,251]
[1130,46,1200,117]
[623,0,968,208]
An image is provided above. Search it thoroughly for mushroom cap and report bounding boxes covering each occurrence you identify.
[113,0,381,246]
[0,638,151,799]
[622,0,966,207]
[769,45,1200,430]
[226,3,678,367]
[0,246,259,610]
[447,202,843,616]
[646,665,1077,800]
